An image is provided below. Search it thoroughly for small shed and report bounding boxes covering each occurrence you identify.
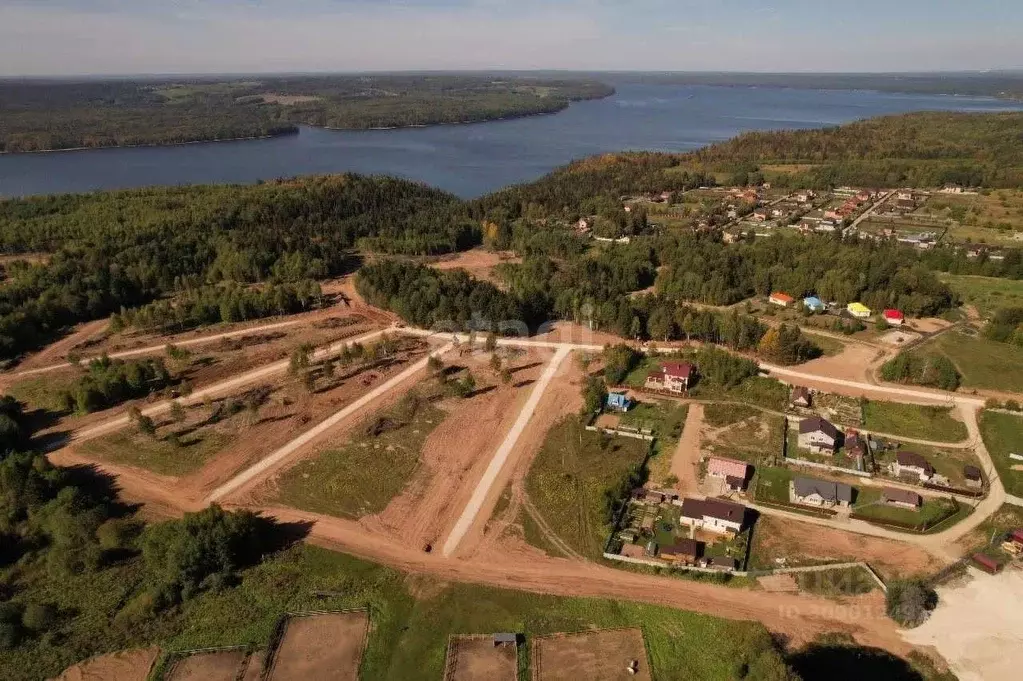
[972,553,1003,575]
[606,390,633,412]
[494,633,518,647]
[964,465,983,488]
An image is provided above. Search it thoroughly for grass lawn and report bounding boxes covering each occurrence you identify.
[752,466,794,504]
[802,332,847,358]
[793,566,877,598]
[620,399,688,439]
[704,413,785,466]
[78,427,233,477]
[852,489,959,529]
[702,402,759,428]
[690,376,790,413]
[940,273,1023,318]
[917,329,1023,393]
[861,400,967,443]
[1,543,793,681]
[979,410,1023,497]
[275,389,446,518]
[6,372,78,412]
[525,416,650,558]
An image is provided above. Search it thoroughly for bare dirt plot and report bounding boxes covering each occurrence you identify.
[363,350,548,549]
[879,330,921,346]
[268,611,369,681]
[909,317,953,334]
[240,651,266,681]
[166,650,247,681]
[669,403,704,496]
[793,343,888,383]
[758,574,799,592]
[444,637,517,681]
[532,629,651,681]
[429,249,520,286]
[750,514,943,580]
[51,646,160,681]
[903,569,1023,681]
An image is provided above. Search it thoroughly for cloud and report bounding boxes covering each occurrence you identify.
[0,0,1019,75]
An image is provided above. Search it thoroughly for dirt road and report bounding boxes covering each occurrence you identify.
[670,403,704,496]
[206,344,454,503]
[441,347,571,556]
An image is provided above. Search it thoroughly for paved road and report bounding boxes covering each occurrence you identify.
[15,318,305,377]
[441,346,571,556]
[206,343,454,503]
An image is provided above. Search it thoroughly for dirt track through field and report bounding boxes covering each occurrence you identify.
[670,403,704,496]
[441,347,571,556]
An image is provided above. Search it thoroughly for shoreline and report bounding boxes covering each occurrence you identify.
[0,91,615,156]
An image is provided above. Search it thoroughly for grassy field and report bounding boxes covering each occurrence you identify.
[940,273,1023,318]
[793,566,877,598]
[978,410,1023,497]
[619,399,688,439]
[275,389,446,518]
[703,412,786,465]
[6,372,79,412]
[921,190,1023,244]
[78,427,233,477]
[525,416,650,558]
[861,401,968,443]
[852,489,959,528]
[911,327,1023,393]
[2,543,798,681]
[702,402,759,428]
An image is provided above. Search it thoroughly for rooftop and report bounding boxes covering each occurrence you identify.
[681,497,746,524]
[799,416,839,439]
[792,476,854,504]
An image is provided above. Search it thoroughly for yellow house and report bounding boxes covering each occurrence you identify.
[847,302,871,318]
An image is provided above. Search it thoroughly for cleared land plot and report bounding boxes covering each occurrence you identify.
[749,515,942,580]
[912,329,1023,393]
[444,637,517,681]
[852,488,960,528]
[957,503,1023,561]
[274,384,446,518]
[532,629,651,681]
[921,190,1023,244]
[702,411,785,465]
[525,416,650,558]
[793,566,877,598]
[51,647,160,681]
[941,273,1023,318]
[861,400,967,443]
[166,650,247,681]
[752,466,795,504]
[269,611,368,681]
[978,410,1023,497]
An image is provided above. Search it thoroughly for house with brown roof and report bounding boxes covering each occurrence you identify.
[790,386,812,408]
[797,417,840,454]
[964,465,983,489]
[893,451,935,482]
[881,487,922,510]
[679,498,746,534]
[645,362,695,394]
[659,538,703,565]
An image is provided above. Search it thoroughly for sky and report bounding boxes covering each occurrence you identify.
[0,0,1020,76]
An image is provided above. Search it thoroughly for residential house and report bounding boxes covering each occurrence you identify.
[815,221,838,233]
[845,430,868,471]
[659,538,703,565]
[645,362,695,394]
[790,386,812,408]
[725,475,748,493]
[893,451,935,482]
[606,390,632,412]
[794,191,815,203]
[797,417,841,454]
[769,292,795,307]
[751,208,770,222]
[803,296,826,312]
[708,457,750,482]
[883,309,905,326]
[881,487,922,510]
[964,465,983,489]
[790,476,854,508]
[679,498,746,534]
[847,302,872,318]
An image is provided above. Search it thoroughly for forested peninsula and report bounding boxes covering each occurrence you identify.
[0,75,614,153]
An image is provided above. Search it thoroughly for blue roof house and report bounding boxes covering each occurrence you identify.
[606,390,633,412]
[803,296,826,312]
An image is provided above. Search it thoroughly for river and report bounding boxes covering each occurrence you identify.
[1,83,1021,199]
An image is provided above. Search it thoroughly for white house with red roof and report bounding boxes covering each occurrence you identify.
[645,362,695,394]
[883,309,905,326]
[768,292,795,307]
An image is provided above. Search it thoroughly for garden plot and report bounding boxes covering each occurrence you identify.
[443,636,517,681]
[531,629,651,681]
[267,610,369,681]
[165,649,248,681]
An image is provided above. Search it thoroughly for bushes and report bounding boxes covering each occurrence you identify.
[56,356,174,413]
[0,396,30,456]
[603,344,641,385]
[880,352,961,391]
[885,579,937,628]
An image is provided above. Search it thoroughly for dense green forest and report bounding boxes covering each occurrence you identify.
[0,75,613,152]
[0,175,474,360]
